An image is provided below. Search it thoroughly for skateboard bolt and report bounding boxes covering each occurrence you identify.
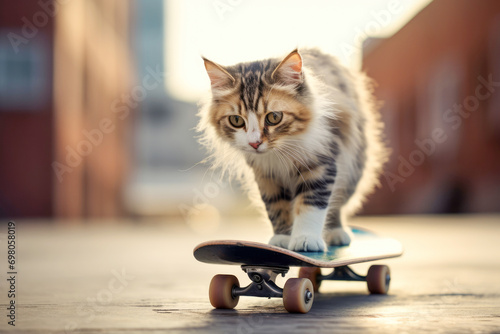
[252,274,262,283]
[257,284,262,290]
[305,290,313,304]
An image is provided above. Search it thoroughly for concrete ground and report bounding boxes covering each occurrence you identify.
[0,215,499,333]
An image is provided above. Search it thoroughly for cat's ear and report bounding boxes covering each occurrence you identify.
[203,57,235,92]
[271,49,303,85]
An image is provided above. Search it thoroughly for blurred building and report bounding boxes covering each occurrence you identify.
[0,1,54,217]
[0,0,133,218]
[124,0,209,218]
[362,0,500,214]
[124,0,242,220]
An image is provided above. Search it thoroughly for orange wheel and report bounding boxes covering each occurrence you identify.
[209,274,240,309]
[366,265,390,294]
[283,278,314,313]
[298,267,322,292]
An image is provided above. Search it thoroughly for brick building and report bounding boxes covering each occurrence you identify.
[0,0,133,218]
[362,0,500,214]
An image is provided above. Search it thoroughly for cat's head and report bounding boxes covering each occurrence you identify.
[202,50,313,155]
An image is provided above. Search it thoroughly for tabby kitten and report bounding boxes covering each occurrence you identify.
[198,48,387,252]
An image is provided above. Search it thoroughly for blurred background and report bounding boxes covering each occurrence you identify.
[0,0,499,224]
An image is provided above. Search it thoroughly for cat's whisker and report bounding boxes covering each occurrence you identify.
[272,147,289,174]
[200,166,211,185]
[279,141,308,158]
[276,146,314,193]
[273,147,290,176]
[270,149,283,175]
[278,147,310,174]
[275,147,307,185]
[271,148,293,188]
[278,143,313,173]
[277,148,310,190]
[279,138,316,149]
[281,139,331,159]
[279,140,314,159]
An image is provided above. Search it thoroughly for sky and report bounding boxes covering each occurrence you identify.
[165,0,432,101]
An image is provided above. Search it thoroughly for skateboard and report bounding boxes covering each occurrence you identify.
[193,227,403,313]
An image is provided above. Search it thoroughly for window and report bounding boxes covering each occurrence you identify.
[0,30,49,111]
[423,56,464,159]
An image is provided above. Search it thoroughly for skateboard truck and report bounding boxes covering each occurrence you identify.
[318,266,391,290]
[299,264,392,295]
[232,265,289,299]
[209,265,315,313]
[320,265,367,282]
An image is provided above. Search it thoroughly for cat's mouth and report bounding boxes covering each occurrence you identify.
[245,148,266,154]
[243,145,269,154]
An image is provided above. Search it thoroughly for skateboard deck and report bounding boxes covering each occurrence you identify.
[194,227,403,268]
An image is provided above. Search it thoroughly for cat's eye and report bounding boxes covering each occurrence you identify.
[228,115,245,128]
[265,112,283,125]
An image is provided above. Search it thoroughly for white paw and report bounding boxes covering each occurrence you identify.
[323,227,352,246]
[268,234,291,248]
[288,233,326,252]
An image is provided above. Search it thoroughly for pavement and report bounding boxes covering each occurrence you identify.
[0,215,499,333]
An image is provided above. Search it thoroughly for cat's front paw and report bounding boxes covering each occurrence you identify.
[323,227,352,246]
[268,234,291,248]
[288,233,326,252]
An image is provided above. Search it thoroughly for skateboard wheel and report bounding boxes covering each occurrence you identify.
[209,274,240,309]
[366,265,390,294]
[283,278,314,313]
[298,267,322,292]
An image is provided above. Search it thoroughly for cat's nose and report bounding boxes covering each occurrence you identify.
[249,141,262,149]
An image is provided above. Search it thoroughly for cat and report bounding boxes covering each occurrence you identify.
[197,48,387,252]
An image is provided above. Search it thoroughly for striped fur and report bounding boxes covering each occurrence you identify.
[197,48,388,252]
